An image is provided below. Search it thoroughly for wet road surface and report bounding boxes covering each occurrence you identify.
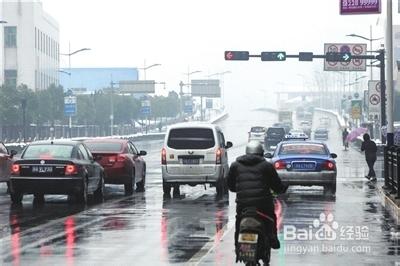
[0,109,399,265]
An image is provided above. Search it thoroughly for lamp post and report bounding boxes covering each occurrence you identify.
[138,61,161,80]
[207,71,231,109]
[182,69,202,119]
[60,43,91,138]
[346,29,383,80]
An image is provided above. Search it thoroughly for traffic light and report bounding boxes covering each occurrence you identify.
[261,52,286,61]
[325,52,352,62]
[224,51,249,61]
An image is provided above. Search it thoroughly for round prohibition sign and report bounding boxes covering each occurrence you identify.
[375,82,381,93]
[369,94,380,105]
[352,45,364,55]
[327,45,339,66]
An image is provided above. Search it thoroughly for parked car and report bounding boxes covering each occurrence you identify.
[0,142,17,190]
[314,128,329,140]
[9,140,104,204]
[161,123,232,196]
[84,139,147,195]
[265,140,337,194]
[264,127,286,151]
[248,126,267,143]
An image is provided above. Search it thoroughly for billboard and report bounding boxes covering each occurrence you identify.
[191,79,221,98]
[340,0,381,15]
[324,43,367,71]
[119,80,155,93]
[351,100,362,119]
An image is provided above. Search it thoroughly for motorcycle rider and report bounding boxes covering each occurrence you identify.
[227,141,288,250]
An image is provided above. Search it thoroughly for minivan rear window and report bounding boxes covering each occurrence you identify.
[251,127,266,133]
[167,128,215,149]
[267,128,285,137]
[84,142,123,153]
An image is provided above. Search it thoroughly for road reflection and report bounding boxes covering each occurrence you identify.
[161,195,229,264]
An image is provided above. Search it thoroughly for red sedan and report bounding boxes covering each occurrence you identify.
[84,139,147,195]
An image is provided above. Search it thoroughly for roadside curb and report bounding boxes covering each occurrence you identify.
[377,186,400,225]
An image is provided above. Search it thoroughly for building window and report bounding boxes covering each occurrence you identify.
[4,26,17,48]
[4,70,17,87]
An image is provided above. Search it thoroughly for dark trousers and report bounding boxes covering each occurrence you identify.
[366,157,376,177]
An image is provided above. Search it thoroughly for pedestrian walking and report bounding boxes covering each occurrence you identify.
[361,133,377,181]
[342,128,349,151]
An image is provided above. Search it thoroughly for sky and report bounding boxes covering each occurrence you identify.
[39,0,393,110]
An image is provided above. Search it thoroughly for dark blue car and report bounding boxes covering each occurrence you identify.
[265,140,337,194]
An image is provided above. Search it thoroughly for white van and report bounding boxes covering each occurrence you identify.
[161,123,232,195]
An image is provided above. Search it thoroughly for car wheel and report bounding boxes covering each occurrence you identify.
[136,166,146,192]
[10,191,23,204]
[124,169,135,195]
[163,179,171,195]
[33,193,45,204]
[94,172,105,202]
[76,177,88,204]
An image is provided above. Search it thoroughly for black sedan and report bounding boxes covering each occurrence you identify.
[9,140,104,204]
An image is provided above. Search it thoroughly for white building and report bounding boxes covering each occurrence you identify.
[0,0,59,91]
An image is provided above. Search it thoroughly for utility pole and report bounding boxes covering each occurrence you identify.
[110,81,114,136]
[386,0,394,146]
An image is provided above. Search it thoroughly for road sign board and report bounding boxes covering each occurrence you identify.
[64,96,77,116]
[324,43,367,71]
[140,100,151,115]
[340,0,381,15]
[354,92,359,99]
[368,80,381,120]
[191,79,221,98]
[224,51,249,61]
[119,80,155,93]
[184,100,193,114]
[261,51,286,61]
[351,100,362,119]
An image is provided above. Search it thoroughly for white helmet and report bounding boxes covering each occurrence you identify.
[246,141,264,156]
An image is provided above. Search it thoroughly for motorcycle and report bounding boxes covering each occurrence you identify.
[236,207,274,266]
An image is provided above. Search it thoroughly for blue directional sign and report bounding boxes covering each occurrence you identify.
[64,96,77,116]
[184,100,193,114]
[140,100,151,115]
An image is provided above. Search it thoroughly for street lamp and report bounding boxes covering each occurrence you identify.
[207,71,231,109]
[60,43,91,138]
[138,61,161,80]
[346,28,383,80]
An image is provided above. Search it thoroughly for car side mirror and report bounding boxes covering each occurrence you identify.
[225,141,233,149]
[330,153,337,159]
[264,152,273,158]
[139,150,147,156]
[10,150,17,158]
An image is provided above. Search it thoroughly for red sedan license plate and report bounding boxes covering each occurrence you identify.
[32,166,53,173]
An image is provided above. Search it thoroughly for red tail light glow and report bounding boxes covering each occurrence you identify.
[216,148,222,164]
[117,155,126,162]
[323,161,336,171]
[274,160,286,170]
[11,164,20,175]
[65,164,78,175]
[161,148,167,165]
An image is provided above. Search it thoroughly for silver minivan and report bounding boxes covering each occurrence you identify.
[161,123,232,195]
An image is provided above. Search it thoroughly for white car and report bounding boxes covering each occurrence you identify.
[248,126,267,143]
[161,123,232,196]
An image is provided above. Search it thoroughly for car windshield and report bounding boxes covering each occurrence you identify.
[167,128,215,149]
[23,144,73,159]
[279,143,327,155]
[251,127,265,133]
[84,142,123,153]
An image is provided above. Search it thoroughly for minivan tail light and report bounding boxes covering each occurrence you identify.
[216,148,222,164]
[161,148,167,165]
[117,155,126,162]
[11,164,20,175]
[65,164,78,175]
[323,161,335,171]
[274,160,286,170]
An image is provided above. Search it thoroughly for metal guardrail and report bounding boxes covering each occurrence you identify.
[384,146,400,199]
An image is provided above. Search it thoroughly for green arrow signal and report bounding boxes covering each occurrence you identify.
[277,53,285,60]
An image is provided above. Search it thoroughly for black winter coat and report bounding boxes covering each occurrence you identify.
[227,154,287,207]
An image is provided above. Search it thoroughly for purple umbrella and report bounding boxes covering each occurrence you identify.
[346,127,368,142]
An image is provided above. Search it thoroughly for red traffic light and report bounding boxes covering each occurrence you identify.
[224,51,249,61]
